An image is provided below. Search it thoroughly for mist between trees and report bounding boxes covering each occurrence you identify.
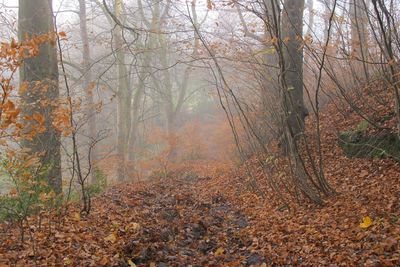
[0,0,399,247]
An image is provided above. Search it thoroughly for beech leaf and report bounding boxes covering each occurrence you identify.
[214,247,225,256]
[104,233,117,243]
[360,216,372,229]
[127,260,137,267]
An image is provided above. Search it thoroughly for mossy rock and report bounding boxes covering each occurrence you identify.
[339,132,400,161]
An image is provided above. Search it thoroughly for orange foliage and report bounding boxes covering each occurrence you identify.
[0,34,75,193]
[132,112,238,180]
[52,105,72,136]
[0,34,64,145]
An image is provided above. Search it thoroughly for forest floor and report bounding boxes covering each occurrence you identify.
[0,157,399,266]
[1,82,400,266]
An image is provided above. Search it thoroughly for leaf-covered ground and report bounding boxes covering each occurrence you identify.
[1,82,400,266]
[1,158,399,266]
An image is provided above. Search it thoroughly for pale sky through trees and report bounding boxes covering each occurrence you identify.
[0,0,327,38]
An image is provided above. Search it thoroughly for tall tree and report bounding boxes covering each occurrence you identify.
[261,0,279,116]
[114,0,131,181]
[97,0,140,180]
[143,0,197,160]
[79,0,98,181]
[350,0,370,80]
[127,0,159,164]
[323,0,332,43]
[236,0,280,139]
[18,0,62,193]
[305,0,314,37]
[281,0,307,137]
[280,0,333,202]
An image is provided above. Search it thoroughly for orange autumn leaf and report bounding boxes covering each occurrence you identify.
[58,31,67,38]
[19,81,29,95]
[32,113,45,125]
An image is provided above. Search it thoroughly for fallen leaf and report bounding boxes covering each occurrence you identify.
[214,247,225,256]
[99,256,109,265]
[125,222,140,232]
[72,212,81,222]
[383,237,397,252]
[127,259,137,267]
[360,170,369,178]
[104,233,117,243]
[63,257,72,265]
[360,216,372,229]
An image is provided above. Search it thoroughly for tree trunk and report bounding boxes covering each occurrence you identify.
[323,0,332,43]
[281,0,307,138]
[262,0,280,117]
[114,0,131,181]
[305,0,314,37]
[350,0,370,81]
[18,0,62,193]
[153,1,177,160]
[79,0,98,183]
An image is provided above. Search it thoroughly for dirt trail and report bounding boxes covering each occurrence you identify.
[115,177,262,266]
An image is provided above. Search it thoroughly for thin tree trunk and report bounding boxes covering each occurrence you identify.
[305,0,314,37]
[79,0,98,183]
[350,0,370,81]
[114,0,131,181]
[262,0,280,117]
[322,0,332,43]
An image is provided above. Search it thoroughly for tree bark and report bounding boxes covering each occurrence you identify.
[18,0,62,193]
[323,0,332,43]
[305,0,314,37]
[281,0,307,138]
[262,0,279,116]
[350,0,370,80]
[114,0,131,181]
[79,0,98,182]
